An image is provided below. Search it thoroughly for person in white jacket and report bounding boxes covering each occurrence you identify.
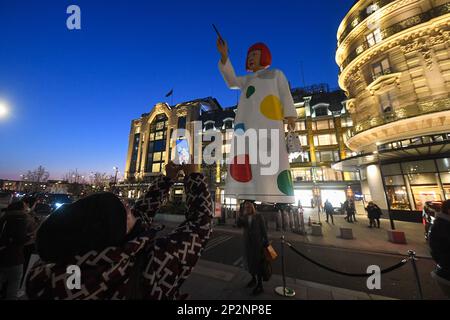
[217,38,296,204]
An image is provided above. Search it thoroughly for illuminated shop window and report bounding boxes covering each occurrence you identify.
[313,134,337,146]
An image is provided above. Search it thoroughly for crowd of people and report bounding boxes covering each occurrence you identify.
[0,162,213,300]
[2,171,450,299]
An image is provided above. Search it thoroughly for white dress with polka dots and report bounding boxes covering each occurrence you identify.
[219,58,296,204]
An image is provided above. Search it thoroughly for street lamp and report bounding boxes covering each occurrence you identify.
[113,167,119,192]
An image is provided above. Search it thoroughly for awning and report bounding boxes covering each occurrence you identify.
[333,140,450,172]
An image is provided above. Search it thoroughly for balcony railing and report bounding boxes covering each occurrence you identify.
[372,67,392,81]
[340,3,450,72]
[338,0,396,46]
[347,98,450,138]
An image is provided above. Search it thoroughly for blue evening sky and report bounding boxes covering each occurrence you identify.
[0,0,353,180]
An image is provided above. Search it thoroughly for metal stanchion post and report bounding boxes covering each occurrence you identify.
[274,214,295,298]
[408,250,424,300]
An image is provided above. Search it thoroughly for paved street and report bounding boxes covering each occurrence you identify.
[157,208,447,300]
[199,230,445,300]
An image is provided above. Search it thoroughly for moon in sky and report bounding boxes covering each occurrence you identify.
[0,101,9,119]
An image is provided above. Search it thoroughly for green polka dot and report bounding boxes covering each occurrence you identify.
[246,86,255,98]
[277,170,294,196]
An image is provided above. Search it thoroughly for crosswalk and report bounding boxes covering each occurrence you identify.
[204,234,234,253]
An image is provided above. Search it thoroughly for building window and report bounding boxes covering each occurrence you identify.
[401,160,436,174]
[386,186,410,211]
[289,151,310,164]
[343,171,358,181]
[319,167,342,181]
[129,133,140,174]
[313,134,337,146]
[341,117,353,128]
[223,131,234,142]
[372,58,391,81]
[312,119,334,130]
[381,163,402,176]
[298,135,308,146]
[222,144,231,155]
[224,120,233,129]
[366,28,382,47]
[296,121,306,131]
[367,3,380,14]
[146,114,168,173]
[313,106,329,117]
[291,168,312,182]
[285,121,306,132]
[315,151,340,162]
[356,45,364,54]
[178,116,186,129]
[296,107,306,118]
[205,122,215,131]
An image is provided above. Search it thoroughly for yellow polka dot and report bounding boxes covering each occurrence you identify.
[260,95,284,120]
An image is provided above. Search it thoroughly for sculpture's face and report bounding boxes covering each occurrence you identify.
[247,49,263,72]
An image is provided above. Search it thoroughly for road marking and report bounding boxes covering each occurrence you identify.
[204,235,234,252]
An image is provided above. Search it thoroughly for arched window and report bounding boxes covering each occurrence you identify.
[146,113,168,173]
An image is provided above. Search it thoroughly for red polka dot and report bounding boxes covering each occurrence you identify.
[230,154,252,183]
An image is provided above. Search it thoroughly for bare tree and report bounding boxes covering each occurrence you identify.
[23,165,50,183]
[63,170,86,184]
[91,172,109,189]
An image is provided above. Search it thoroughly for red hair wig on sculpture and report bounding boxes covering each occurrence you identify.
[246,42,272,72]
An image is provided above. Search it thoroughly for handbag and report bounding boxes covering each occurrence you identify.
[264,244,278,261]
[286,129,302,154]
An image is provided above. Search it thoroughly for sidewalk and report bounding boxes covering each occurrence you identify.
[178,206,429,258]
[212,212,431,258]
[183,259,395,300]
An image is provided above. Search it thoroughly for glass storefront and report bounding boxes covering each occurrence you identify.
[321,189,347,207]
[381,158,449,211]
[294,189,313,207]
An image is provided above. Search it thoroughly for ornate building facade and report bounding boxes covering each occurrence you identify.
[122,86,360,212]
[334,0,450,221]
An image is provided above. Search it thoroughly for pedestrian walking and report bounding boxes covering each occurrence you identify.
[344,199,357,223]
[25,162,213,300]
[366,201,382,228]
[324,200,334,224]
[237,200,269,296]
[429,199,450,297]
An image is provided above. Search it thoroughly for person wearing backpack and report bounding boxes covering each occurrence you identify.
[0,200,34,299]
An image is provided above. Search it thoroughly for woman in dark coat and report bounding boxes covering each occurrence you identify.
[237,201,269,295]
[366,201,382,228]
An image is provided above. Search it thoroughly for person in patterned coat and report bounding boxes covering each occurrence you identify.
[25,162,212,300]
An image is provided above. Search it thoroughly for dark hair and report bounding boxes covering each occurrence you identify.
[6,201,25,212]
[442,200,450,215]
